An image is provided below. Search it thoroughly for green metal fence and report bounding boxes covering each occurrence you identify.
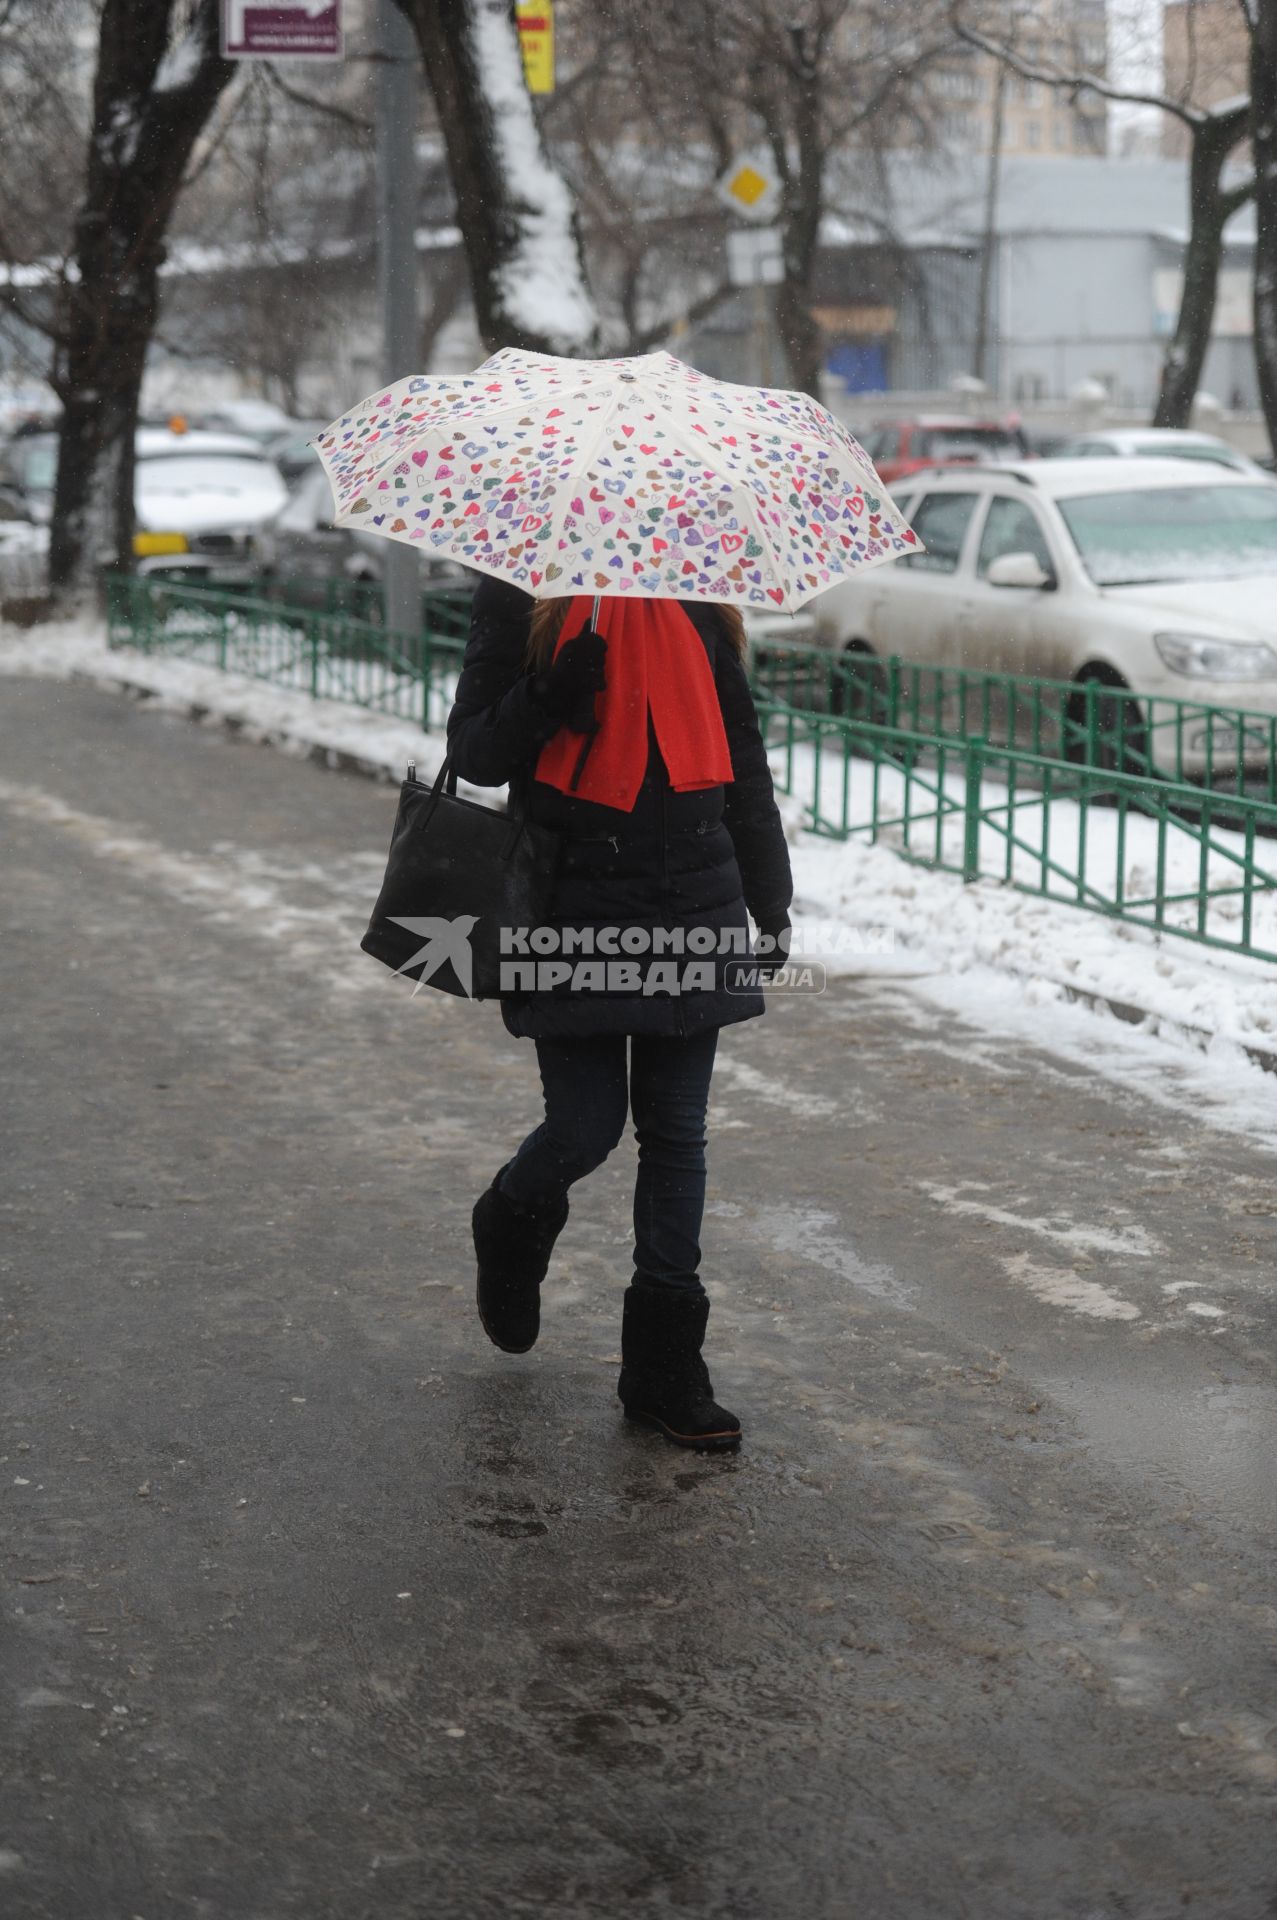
[749,637,1277,801]
[106,575,1277,966]
[755,697,1277,964]
[106,575,470,730]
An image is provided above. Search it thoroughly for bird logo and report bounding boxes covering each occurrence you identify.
[388,915,479,997]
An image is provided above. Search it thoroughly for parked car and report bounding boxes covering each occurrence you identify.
[131,427,290,581]
[1051,428,1270,477]
[856,416,1031,486]
[0,484,48,599]
[0,425,289,583]
[256,459,470,614]
[264,424,328,489]
[813,458,1277,775]
[193,398,297,446]
[1,431,58,522]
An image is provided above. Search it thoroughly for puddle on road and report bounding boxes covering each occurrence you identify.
[1040,1373,1277,1540]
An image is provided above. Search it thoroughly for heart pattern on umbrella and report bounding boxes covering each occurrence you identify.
[312,349,919,610]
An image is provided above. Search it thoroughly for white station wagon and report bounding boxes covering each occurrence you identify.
[814,458,1277,774]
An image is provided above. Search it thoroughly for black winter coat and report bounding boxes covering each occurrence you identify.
[445,576,794,1041]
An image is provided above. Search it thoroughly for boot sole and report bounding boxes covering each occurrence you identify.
[624,1407,742,1452]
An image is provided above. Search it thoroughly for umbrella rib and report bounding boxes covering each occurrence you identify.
[541,387,628,594]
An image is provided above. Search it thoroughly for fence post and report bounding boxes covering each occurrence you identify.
[309,615,320,700]
[886,655,900,729]
[962,743,983,881]
[1083,675,1098,767]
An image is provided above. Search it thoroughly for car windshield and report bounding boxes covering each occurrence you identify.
[915,426,1022,459]
[136,454,281,497]
[1057,484,1277,586]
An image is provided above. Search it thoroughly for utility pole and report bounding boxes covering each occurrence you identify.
[973,50,1008,387]
[376,0,420,637]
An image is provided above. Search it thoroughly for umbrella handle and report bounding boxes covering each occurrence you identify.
[591,594,601,627]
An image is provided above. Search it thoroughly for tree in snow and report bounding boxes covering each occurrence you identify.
[392,0,598,356]
[48,0,238,595]
[953,6,1254,432]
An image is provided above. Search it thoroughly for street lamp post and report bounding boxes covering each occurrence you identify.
[376,0,420,638]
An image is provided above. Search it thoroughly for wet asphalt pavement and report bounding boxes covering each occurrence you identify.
[2,674,1275,1920]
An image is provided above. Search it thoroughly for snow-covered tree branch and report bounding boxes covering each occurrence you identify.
[393,0,598,356]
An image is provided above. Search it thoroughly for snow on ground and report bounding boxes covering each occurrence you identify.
[5,612,1277,1146]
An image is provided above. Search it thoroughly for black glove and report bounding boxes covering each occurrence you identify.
[533,626,607,733]
[753,912,792,983]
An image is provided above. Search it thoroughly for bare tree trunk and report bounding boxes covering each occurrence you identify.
[1153,108,1250,427]
[1251,0,1277,448]
[393,0,597,355]
[772,24,826,400]
[972,57,1007,385]
[49,0,235,598]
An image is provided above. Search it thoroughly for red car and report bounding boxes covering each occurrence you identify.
[857,416,1031,486]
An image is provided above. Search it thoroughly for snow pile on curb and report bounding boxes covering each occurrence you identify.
[769,737,1277,1063]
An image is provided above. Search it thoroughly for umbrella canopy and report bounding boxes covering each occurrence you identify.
[311,349,919,613]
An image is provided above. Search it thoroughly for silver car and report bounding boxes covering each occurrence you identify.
[814,458,1277,775]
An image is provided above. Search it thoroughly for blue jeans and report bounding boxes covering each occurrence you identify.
[497,1030,720,1292]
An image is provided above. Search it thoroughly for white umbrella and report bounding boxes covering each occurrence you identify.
[311,348,919,614]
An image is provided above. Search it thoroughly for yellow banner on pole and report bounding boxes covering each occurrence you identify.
[517,2,555,94]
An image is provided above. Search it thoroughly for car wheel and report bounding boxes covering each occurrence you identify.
[829,641,888,722]
[1066,669,1150,784]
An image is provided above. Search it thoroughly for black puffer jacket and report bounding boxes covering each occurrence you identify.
[445,576,793,1040]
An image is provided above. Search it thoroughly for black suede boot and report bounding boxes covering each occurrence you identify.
[617,1282,742,1452]
[472,1168,569,1354]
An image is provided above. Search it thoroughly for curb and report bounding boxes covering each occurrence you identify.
[1027,973,1277,1079]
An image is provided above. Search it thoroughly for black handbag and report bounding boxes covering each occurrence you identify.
[360,757,563,999]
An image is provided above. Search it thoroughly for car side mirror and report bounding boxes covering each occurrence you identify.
[986,550,1055,590]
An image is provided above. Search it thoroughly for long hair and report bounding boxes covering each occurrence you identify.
[525,597,747,671]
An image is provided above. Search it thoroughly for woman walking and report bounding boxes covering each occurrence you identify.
[446,576,793,1452]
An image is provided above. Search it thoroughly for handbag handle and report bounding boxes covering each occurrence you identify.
[419,754,458,824]
[418,754,528,861]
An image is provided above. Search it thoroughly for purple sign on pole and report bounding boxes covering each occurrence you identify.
[221,0,343,58]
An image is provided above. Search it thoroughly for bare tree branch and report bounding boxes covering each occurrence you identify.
[263,62,374,137]
[952,8,1206,126]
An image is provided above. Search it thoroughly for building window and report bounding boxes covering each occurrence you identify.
[1025,119,1041,149]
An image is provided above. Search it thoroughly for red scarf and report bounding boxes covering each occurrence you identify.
[534,597,734,813]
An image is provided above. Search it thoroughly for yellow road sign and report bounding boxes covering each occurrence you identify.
[717,154,781,222]
[517,2,554,94]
